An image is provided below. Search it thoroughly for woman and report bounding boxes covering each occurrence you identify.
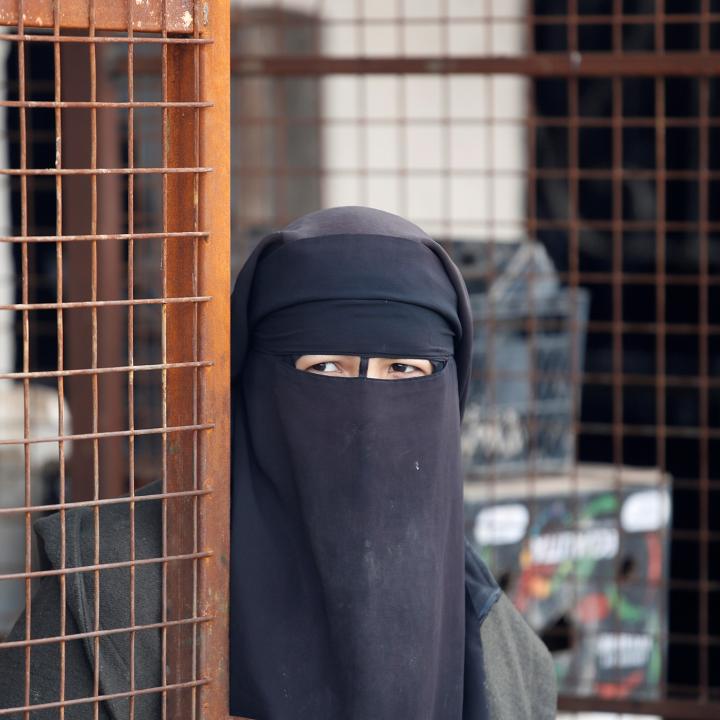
[0,206,556,720]
[228,206,556,719]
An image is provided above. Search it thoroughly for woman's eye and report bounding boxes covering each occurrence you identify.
[390,363,420,375]
[310,361,340,374]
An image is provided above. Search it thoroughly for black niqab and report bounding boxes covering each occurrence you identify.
[230,207,474,719]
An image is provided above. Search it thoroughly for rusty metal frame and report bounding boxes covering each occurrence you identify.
[0,0,229,717]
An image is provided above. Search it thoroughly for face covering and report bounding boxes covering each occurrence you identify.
[229,206,473,720]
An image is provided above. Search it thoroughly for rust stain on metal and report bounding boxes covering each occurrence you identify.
[196,0,231,716]
[0,0,194,32]
[0,0,226,716]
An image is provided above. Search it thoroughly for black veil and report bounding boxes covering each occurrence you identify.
[229,207,474,719]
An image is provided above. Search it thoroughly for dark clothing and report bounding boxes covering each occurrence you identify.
[227,206,556,719]
[229,208,476,718]
[0,484,163,720]
[0,487,556,719]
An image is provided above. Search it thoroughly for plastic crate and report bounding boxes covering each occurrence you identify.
[460,242,589,477]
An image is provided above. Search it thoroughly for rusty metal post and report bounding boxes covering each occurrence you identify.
[165,0,230,718]
[196,0,231,716]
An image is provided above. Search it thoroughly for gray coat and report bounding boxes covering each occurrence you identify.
[0,484,556,719]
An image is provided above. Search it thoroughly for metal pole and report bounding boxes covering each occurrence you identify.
[165,0,230,717]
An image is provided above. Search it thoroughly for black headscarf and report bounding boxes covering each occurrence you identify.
[229,206,474,720]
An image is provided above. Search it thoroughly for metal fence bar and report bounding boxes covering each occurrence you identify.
[166,32,199,719]
[195,0,231,707]
[231,54,720,77]
[0,679,210,716]
[161,0,170,713]
[87,0,101,712]
[16,0,31,715]
[125,0,137,711]
[51,2,68,716]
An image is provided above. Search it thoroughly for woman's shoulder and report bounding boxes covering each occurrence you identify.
[464,540,502,624]
[464,542,557,719]
[33,479,163,571]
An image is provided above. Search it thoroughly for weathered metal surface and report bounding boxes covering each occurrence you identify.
[165,22,203,720]
[0,0,197,33]
[195,0,231,718]
[232,53,720,77]
[0,0,228,715]
[164,0,231,716]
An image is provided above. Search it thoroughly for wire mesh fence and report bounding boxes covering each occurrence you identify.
[227,1,719,718]
[0,0,229,717]
[0,0,718,718]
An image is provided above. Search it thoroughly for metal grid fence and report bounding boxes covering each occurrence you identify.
[229,1,719,718]
[0,0,719,719]
[0,0,229,717]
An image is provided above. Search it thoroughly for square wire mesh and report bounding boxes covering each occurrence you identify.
[0,0,229,717]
